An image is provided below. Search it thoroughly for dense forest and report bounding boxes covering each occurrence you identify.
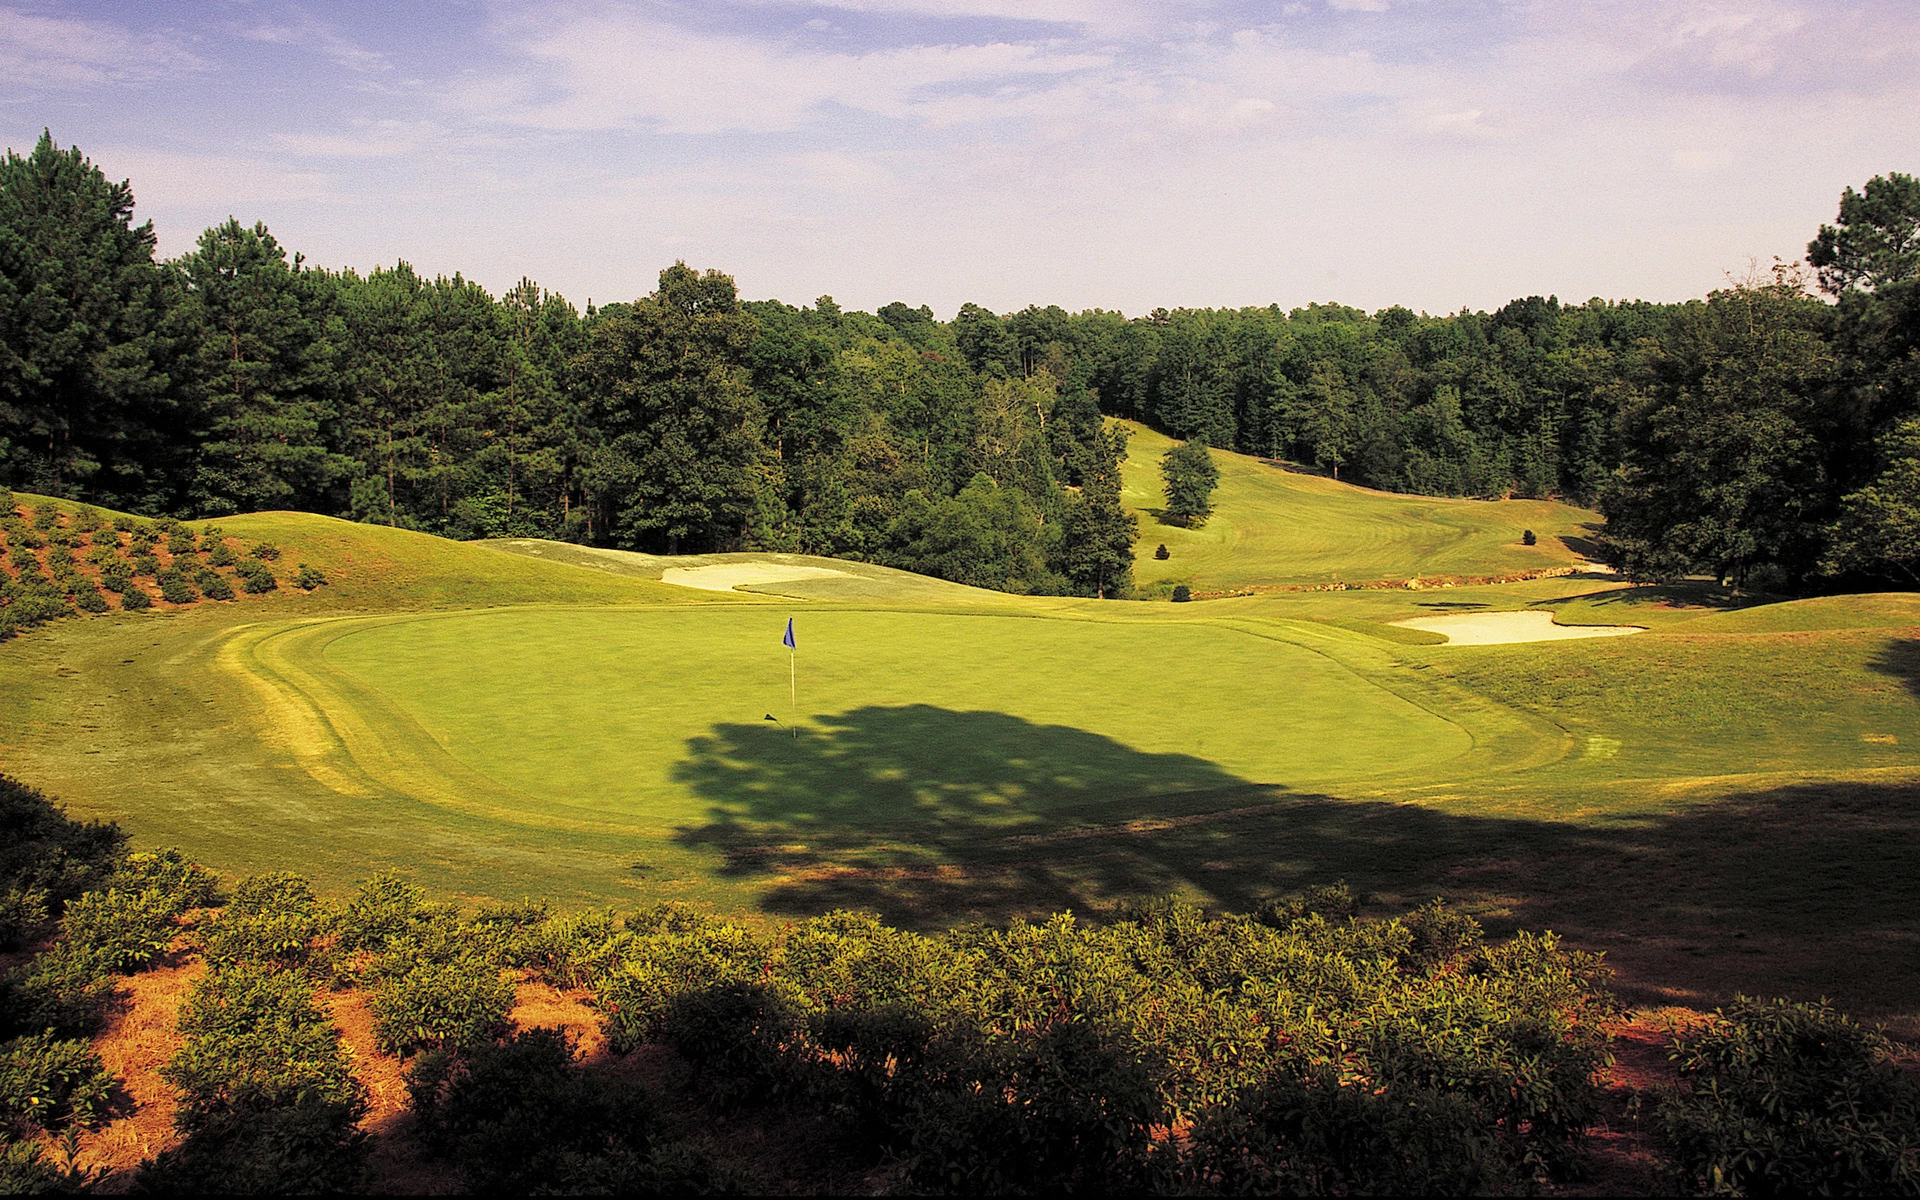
[1,131,1917,593]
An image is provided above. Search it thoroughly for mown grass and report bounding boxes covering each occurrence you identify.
[1117,422,1600,592]
[4,501,1920,1030]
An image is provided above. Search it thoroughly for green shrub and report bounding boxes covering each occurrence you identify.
[110,516,135,534]
[199,872,328,972]
[0,775,125,934]
[98,566,132,594]
[157,573,198,605]
[234,559,277,593]
[0,1032,118,1135]
[29,505,57,531]
[144,965,370,1193]
[72,585,107,614]
[1,1135,101,1193]
[1171,584,1191,602]
[206,541,237,568]
[369,955,515,1055]
[1523,529,1538,546]
[294,563,327,589]
[598,913,770,1052]
[57,887,185,973]
[0,943,121,1039]
[192,569,234,601]
[118,585,151,611]
[1154,543,1169,559]
[406,1029,663,1192]
[115,849,220,909]
[1656,996,1920,1197]
[1402,898,1484,968]
[85,544,119,568]
[70,508,101,534]
[130,553,160,577]
[1184,1069,1514,1195]
[162,966,363,1120]
[336,873,447,954]
[250,542,281,561]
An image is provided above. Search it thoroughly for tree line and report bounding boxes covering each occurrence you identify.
[2,130,1917,593]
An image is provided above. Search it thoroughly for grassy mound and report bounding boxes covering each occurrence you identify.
[1117,422,1599,592]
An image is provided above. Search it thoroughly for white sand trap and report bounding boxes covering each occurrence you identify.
[1392,609,1646,645]
[660,563,851,593]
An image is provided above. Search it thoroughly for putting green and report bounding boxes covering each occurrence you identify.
[292,607,1474,832]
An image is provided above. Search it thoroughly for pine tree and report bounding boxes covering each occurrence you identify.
[0,131,170,505]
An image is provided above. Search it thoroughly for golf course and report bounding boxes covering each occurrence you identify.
[5,430,1918,1035]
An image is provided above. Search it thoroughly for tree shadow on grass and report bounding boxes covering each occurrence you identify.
[1868,638,1920,701]
[671,706,1920,1027]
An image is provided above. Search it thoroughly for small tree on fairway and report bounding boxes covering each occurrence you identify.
[1153,544,1169,560]
[1161,440,1219,527]
[1522,529,1537,546]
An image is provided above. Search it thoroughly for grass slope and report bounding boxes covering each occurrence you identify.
[4,496,1920,1029]
[1117,421,1600,592]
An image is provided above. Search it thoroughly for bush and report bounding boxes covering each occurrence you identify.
[1171,584,1191,602]
[199,872,328,973]
[369,955,515,1055]
[406,1028,707,1193]
[1154,543,1170,559]
[110,516,136,534]
[0,775,125,938]
[193,569,234,601]
[0,1032,117,1135]
[144,965,369,1193]
[70,508,102,534]
[85,545,123,568]
[294,563,327,590]
[1523,529,1538,546]
[206,541,237,568]
[335,873,456,956]
[118,586,152,611]
[130,553,160,577]
[234,559,277,593]
[250,542,281,561]
[0,1135,100,1193]
[1184,1070,1514,1195]
[72,586,107,614]
[0,943,121,1039]
[1402,898,1484,968]
[29,505,57,531]
[57,887,184,973]
[1656,996,1920,1197]
[98,566,132,594]
[157,573,198,605]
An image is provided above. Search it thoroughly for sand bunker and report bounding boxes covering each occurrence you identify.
[1391,609,1646,645]
[660,563,851,593]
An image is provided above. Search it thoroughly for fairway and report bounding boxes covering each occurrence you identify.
[307,606,1473,829]
[1118,422,1600,591]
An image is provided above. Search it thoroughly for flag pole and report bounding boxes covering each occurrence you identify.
[789,641,796,738]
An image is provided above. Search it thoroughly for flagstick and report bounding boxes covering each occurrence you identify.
[788,644,797,738]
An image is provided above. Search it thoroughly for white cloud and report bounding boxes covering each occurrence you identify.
[0,8,202,89]
[240,11,391,72]
[458,8,1111,133]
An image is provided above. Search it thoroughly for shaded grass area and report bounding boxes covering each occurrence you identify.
[662,703,1920,1030]
[1117,421,1598,591]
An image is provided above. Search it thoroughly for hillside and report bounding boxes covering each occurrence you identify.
[1117,422,1600,592]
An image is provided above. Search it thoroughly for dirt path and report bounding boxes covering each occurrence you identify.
[1392,609,1645,645]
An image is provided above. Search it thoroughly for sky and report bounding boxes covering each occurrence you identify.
[2,0,1916,317]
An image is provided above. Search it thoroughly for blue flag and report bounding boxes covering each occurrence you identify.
[782,618,796,650]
